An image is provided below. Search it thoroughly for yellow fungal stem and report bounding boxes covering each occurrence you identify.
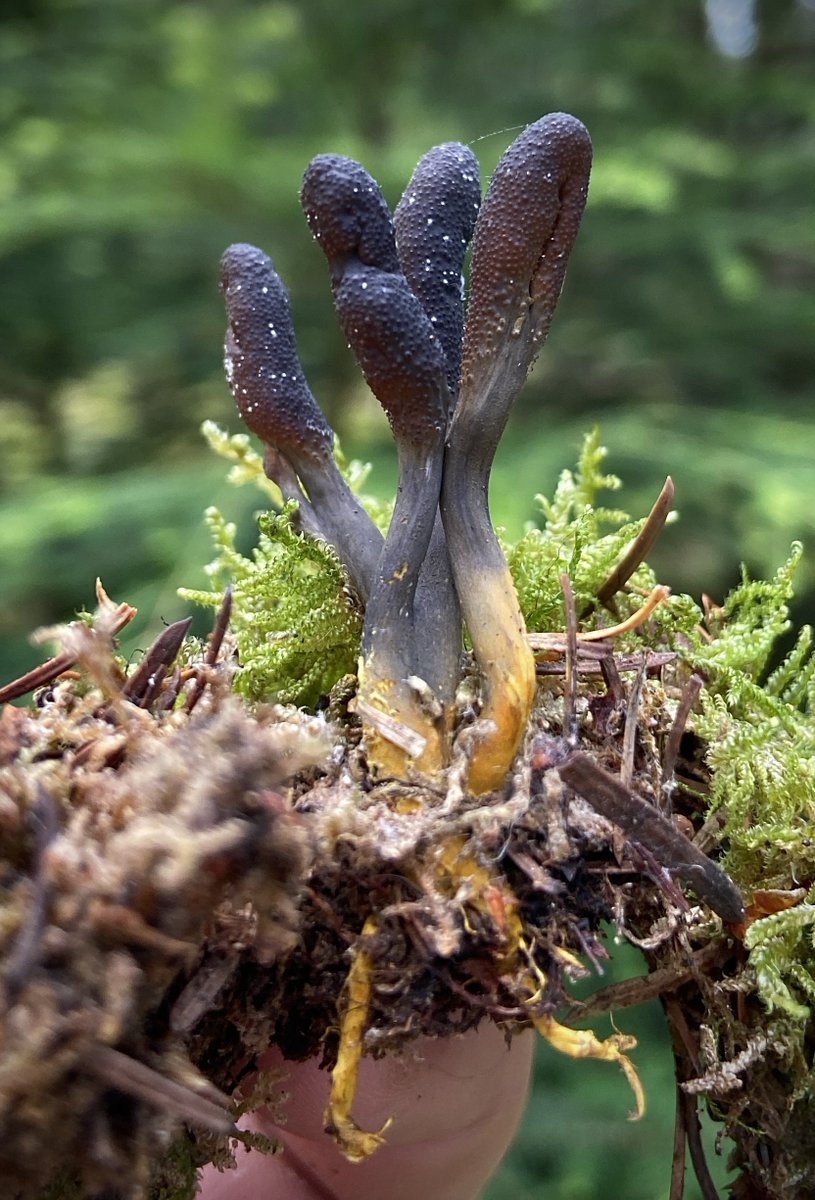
[435,834,524,966]
[579,585,670,642]
[463,570,537,795]
[326,915,392,1162]
[532,1011,645,1120]
[356,669,446,778]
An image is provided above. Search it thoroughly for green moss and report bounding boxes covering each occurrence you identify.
[180,502,362,707]
[507,428,699,643]
[685,542,815,1019]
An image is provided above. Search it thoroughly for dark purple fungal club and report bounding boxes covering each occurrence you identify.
[220,242,382,602]
[301,155,449,450]
[220,243,334,458]
[221,115,592,787]
[441,113,593,793]
[299,154,401,276]
[301,154,456,771]
[457,112,593,448]
[390,143,482,713]
[394,142,481,396]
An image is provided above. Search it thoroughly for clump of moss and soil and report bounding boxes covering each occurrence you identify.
[3,115,815,1200]
[3,434,815,1200]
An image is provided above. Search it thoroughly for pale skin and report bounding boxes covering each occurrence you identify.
[197,1025,534,1200]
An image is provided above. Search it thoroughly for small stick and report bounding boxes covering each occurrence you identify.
[123,618,192,706]
[354,697,428,760]
[0,653,77,705]
[533,645,676,677]
[185,587,233,714]
[595,476,675,607]
[560,573,579,744]
[530,635,610,658]
[558,751,745,923]
[0,601,137,705]
[575,943,724,1017]
[621,659,648,788]
[600,652,625,704]
[680,1088,720,1200]
[661,673,704,809]
[665,995,702,1069]
[670,1083,688,1200]
[81,1044,238,1137]
[663,999,718,1198]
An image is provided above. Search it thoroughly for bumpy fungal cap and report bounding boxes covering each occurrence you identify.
[335,272,449,450]
[220,242,334,464]
[300,154,400,274]
[458,112,592,434]
[220,241,384,602]
[394,142,481,395]
[301,155,449,453]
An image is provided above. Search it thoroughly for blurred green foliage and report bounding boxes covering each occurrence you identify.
[1,1,814,1195]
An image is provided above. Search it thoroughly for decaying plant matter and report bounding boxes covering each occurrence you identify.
[3,114,815,1200]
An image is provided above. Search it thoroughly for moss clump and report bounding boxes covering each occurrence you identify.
[181,502,362,708]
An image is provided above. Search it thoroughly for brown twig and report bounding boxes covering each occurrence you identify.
[81,1044,238,1137]
[600,652,625,703]
[665,995,702,1069]
[535,649,676,677]
[663,996,720,1199]
[680,1088,720,1200]
[595,476,675,608]
[662,673,704,808]
[560,573,579,743]
[0,597,137,705]
[0,653,78,705]
[558,751,745,923]
[185,587,233,713]
[574,943,725,1017]
[670,1083,688,1200]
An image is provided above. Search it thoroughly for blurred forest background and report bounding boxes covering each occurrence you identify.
[1,1,814,1197]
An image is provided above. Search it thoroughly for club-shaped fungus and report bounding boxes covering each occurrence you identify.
[220,242,382,602]
[301,154,453,774]
[392,142,481,717]
[442,113,592,792]
[224,115,592,791]
[0,114,765,1194]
